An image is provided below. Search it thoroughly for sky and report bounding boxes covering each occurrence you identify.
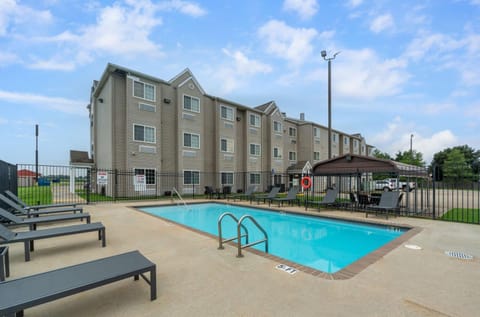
[1,0,479,166]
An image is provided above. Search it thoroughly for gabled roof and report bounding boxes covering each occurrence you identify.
[169,68,206,95]
[312,154,428,177]
[286,161,312,174]
[18,169,40,177]
[255,101,277,115]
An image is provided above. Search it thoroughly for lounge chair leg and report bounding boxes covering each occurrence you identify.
[24,241,31,262]
[100,228,107,247]
[151,266,157,300]
[134,274,139,281]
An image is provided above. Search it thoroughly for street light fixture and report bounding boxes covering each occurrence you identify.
[321,50,340,160]
[410,134,414,154]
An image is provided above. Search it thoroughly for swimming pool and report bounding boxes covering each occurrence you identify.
[139,203,408,274]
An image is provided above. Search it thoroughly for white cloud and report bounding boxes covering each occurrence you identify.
[332,49,409,99]
[370,117,458,164]
[346,0,363,8]
[156,0,207,17]
[0,0,52,36]
[0,52,18,66]
[283,0,318,20]
[370,13,394,33]
[258,20,318,67]
[214,49,272,93]
[0,90,87,116]
[421,103,456,115]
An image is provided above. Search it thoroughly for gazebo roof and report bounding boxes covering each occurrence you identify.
[312,154,428,177]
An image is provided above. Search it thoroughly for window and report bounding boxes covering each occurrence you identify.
[273,147,282,159]
[289,151,297,161]
[134,168,155,185]
[354,140,359,148]
[314,127,320,138]
[344,137,349,145]
[133,124,155,143]
[249,114,260,127]
[139,103,155,112]
[221,172,234,185]
[220,138,234,153]
[289,127,296,137]
[183,133,200,149]
[273,121,282,133]
[184,170,200,185]
[133,80,155,101]
[249,143,261,156]
[314,151,320,161]
[332,133,337,143]
[183,95,200,112]
[221,105,234,121]
[250,173,260,185]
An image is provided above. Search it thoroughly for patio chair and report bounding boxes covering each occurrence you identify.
[204,186,220,199]
[4,190,78,210]
[0,207,91,231]
[305,187,339,211]
[0,250,156,317]
[251,187,280,205]
[270,186,300,207]
[229,185,257,202]
[0,222,106,261]
[366,191,402,219]
[0,194,83,217]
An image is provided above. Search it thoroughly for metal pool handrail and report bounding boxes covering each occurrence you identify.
[236,215,268,258]
[217,212,249,250]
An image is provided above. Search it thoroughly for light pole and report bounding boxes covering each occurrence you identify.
[35,124,39,183]
[410,134,414,154]
[321,50,340,160]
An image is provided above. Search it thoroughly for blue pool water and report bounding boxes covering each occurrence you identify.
[139,203,406,273]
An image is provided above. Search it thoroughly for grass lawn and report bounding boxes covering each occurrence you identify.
[18,186,53,205]
[441,208,479,224]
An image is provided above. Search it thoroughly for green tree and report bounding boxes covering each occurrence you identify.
[394,150,425,167]
[430,145,480,180]
[372,149,392,160]
[443,149,473,180]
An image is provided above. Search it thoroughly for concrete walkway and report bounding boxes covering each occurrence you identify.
[4,200,480,316]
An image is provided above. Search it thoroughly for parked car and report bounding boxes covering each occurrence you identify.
[374,178,416,191]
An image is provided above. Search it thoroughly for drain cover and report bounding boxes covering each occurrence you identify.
[445,251,474,260]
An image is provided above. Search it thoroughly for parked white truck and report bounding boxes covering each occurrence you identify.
[374,178,416,191]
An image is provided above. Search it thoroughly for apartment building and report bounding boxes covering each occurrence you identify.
[88,63,374,195]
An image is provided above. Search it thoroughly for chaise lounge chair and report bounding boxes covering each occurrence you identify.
[305,187,339,211]
[4,190,79,210]
[229,185,257,202]
[0,207,91,231]
[0,194,83,217]
[270,187,300,207]
[366,191,402,219]
[0,222,106,261]
[251,187,280,205]
[0,250,156,317]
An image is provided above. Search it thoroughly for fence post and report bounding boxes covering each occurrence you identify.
[86,168,91,204]
[432,164,436,220]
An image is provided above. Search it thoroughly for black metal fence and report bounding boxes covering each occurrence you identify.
[1,163,479,225]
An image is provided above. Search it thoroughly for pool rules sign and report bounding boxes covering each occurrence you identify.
[97,171,108,185]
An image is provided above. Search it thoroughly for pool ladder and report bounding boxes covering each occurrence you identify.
[217,212,268,258]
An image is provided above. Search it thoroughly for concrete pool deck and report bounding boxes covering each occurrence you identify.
[4,200,480,316]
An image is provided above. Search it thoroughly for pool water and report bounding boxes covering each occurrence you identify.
[139,203,406,273]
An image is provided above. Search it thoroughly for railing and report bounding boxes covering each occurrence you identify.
[217,212,268,258]
[172,187,187,207]
[217,212,249,250]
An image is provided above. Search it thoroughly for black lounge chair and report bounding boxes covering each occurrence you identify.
[4,190,78,210]
[366,191,402,219]
[0,194,83,217]
[0,250,156,317]
[270,187,300,207]
[229,185,257,201]
[305,188,339,211]
[0,222,106,261]
[252,187,280,205]
[0,207,91,231]
[204,186,219,199]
